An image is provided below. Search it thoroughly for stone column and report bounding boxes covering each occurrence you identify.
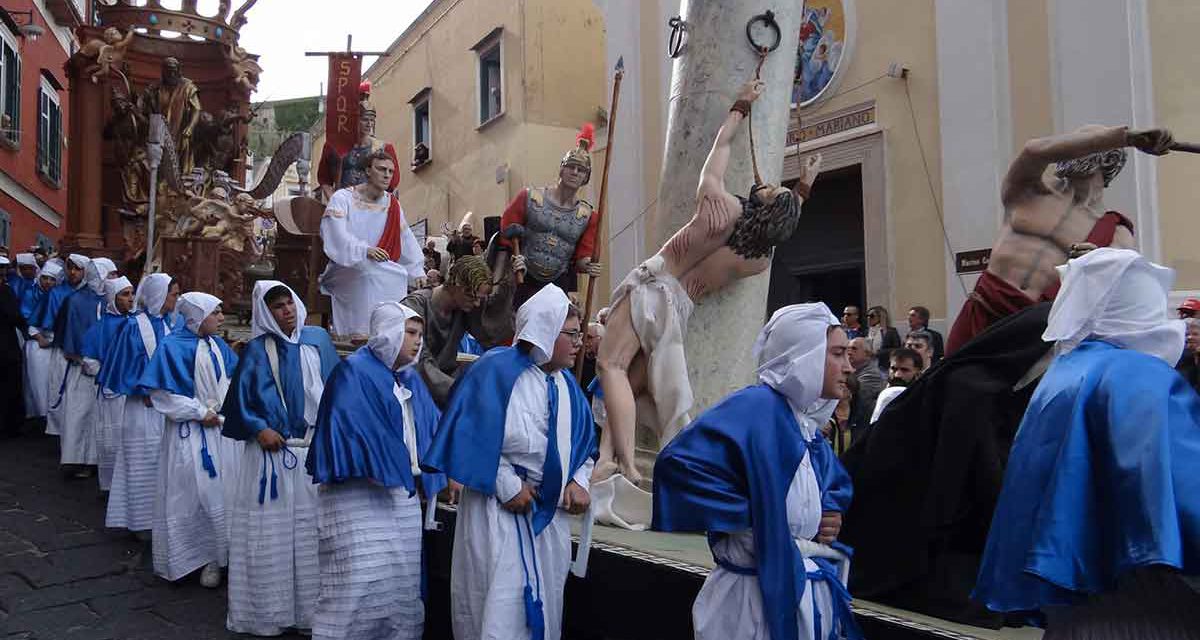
[649,1,801,421]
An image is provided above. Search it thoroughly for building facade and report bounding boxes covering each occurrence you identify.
[309,0,609,294]
[0,0,84,255]
[599,0,1200,336]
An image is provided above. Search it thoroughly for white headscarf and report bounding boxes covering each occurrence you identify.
[514,284,570,366]
[753,303,842,433]
[136,273,173,317]
[1044,248,1184,365]
[177,292,222,334]
[85,257,117,295]
[103,277,134,315]
[0,256,8,266]
[15,253,35,267]
[250,280,309,343]
[67,254,90,270]
[368,301,423,371]
[39,261,63,283]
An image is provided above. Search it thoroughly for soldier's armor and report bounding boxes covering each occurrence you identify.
[524,187,593,283]
[338,143,375,189]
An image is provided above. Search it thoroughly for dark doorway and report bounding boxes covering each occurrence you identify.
[767,163,866,317]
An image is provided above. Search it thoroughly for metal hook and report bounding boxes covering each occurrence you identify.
[745,10,782,54]
[668,16,687,59]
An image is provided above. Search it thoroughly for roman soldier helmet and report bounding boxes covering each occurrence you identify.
[560,123,595,184]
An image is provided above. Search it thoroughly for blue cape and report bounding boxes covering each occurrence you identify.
[306,347,446,499]
[95,312,173,397]
[83,311,138,392]
[19,281,43,324]
[974,340,1200,615]
[653,385,854,640]
[422,346,597,534]
[222,328,340,441]
[458,332,485,356]
[135,328,238,399]
[52,288,104,356]
[30,282,75,331]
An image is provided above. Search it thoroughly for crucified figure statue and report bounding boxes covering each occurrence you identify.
[945,125,1174,355]
[594,79,823,484]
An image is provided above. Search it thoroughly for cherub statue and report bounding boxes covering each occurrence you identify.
[198,191,264,254]
[80,28,136,84]
[228,45,263,94]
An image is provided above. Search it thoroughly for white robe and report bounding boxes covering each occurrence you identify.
[22,329,53,418]
[150,338,243,581]
[57,363,99,465]
[311,378,428,640]
[227,344,324,636]
[318,188,424,338]
[450,368,594,640]
[692,421,850,640]
[106,315,168,532]
[42,345,67,436]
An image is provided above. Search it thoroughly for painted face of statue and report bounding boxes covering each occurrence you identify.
[104,27,121,44]
[359,113,376,138]
[559,161,589,190]
[366,157,394,192]
[162,58,181,87]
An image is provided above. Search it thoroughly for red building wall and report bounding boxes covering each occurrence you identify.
[0,1,74,254]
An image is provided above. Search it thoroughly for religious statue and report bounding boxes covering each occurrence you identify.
[79,27,136,84]
[139,57,203,175]
[193,105,254,171]
[103,88,148,213]
[316,97,399,200]
[594,80,823,484]
[945,125,1175,354]
[228,45,262,94]
[499,123,603,308]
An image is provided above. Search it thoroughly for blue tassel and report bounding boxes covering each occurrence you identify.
[198,425,217,478]
[523,585,545,640]
[269,460,279,501]
[258,449,268,504]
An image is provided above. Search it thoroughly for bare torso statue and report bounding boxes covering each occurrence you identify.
[946,125,1173,355]
[594,80,823,484]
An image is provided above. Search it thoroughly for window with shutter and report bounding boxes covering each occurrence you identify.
[0,32,19,146]
[37,77,61,185]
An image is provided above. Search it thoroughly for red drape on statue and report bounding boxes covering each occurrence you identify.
[376,196,404,261]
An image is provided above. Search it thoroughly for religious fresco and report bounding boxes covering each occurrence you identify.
[793,0,847,106]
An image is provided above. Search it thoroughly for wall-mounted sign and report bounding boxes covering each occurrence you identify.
[788,103,875,145]
[955,248,992,274]
[793,0,855,107]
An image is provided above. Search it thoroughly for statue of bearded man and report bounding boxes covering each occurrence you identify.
[139,57,203,175]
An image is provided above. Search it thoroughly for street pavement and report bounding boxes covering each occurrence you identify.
[0,430,303,640]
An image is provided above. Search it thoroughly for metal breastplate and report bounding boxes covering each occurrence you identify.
[338,144,373,189]
[524,188,592,283]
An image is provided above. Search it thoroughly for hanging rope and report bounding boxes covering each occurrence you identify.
[747,46,769,186]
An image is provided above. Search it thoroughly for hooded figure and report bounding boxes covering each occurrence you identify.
[81,276,136,492]
[653,303,859,640]
[136,291,240,588]
[104,272,178,534]
[221,280,338,636]
[21,261,62,419]
[50,257,117,471]
[974,248,1200,635]
[306,301,443,640]
[15,253,41,323]
[424,284,597,640]
[29,256,85,434]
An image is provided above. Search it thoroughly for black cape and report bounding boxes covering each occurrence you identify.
[839,302,1052,628]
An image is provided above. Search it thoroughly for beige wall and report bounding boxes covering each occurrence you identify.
[1149,0,1200,290]
[794,0,945,318]
[1007,0,1053,154]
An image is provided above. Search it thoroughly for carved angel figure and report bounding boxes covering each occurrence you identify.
[81,28,136,84]
[229,45,263,94]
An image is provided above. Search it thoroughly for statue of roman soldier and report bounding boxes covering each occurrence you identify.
[500,124,603,308]
[316,88,400,200]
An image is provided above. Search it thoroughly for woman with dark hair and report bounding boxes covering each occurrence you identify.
[866,305,901,369]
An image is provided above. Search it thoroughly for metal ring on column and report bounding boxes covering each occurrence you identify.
[745,10,781,53]
[667,16,686,58]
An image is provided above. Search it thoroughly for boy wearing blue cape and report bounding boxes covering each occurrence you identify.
[36,254,87,438]
[81,276,137,492]
[424,284,597,640]
[221,281,338,637]
[653,303,860,640]
[105,273,180,537]
[137,292,240,589]
[21,261,62,421]
[306,302,444,640]
[51,256,117,476]
[975,248,1200,636]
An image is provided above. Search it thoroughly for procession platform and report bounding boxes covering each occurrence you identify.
[426,505,1044,640]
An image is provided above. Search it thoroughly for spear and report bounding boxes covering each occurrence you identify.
[577,56,624,379]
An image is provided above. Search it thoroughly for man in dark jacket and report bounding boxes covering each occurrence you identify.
[0,277,26,437]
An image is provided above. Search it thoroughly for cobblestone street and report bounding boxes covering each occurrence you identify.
[0,431,302,640]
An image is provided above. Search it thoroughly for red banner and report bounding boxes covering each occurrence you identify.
[325,53,362,156]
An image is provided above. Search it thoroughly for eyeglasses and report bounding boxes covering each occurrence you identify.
[560,329,584,344]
